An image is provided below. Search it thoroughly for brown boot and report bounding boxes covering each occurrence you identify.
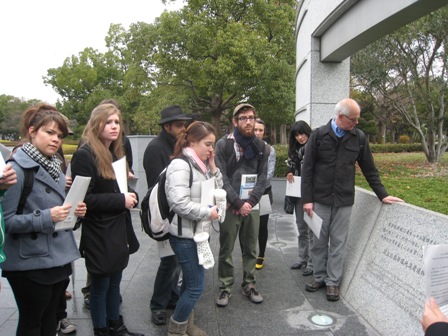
[186,310,208,336]
[168,317,188,336]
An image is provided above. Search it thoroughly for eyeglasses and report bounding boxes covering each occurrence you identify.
[342,114,359,123]
[238,116,255,122]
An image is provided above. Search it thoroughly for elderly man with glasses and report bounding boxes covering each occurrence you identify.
[301,98,403,301]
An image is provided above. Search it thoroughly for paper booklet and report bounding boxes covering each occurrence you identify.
[54,176,91,231]
[65,163,72,178]
[423,244,448,316]
[303,211,323,239]
[285,176,301,198]
[128,177,138,190]
[158,240,175,258]
[240,174,257,200]
[259,194,272,216]
[201,177,216,206]
[112,157,127,194]
[0,153,5,178]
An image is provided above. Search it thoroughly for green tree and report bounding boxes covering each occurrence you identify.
[351,7,448,162]
[44,0,296,139]
[0,95,39,139]
[145,0,296,137]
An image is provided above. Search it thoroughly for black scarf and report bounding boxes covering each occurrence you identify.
[233,128,258,160]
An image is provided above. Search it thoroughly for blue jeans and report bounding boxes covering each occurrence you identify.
[90,271,122,328]
[169,235,205,323]
[150,254,180,311]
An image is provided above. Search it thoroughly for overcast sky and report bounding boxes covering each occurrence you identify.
[0,0,183,105]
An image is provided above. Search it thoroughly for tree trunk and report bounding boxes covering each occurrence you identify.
[279,124,288,145]
[211,111,223,139]
[379,121,387,144]
[269,125,276,144]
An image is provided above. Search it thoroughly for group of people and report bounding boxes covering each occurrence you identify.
[0,97,444,336]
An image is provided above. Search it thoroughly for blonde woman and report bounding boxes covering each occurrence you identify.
[71,103,142,336]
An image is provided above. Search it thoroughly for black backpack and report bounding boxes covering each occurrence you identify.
[140,156,192,241]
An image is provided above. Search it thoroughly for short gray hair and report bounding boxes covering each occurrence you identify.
[334,98,360,117]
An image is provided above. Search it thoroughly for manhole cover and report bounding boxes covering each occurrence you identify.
[308,313,336,326]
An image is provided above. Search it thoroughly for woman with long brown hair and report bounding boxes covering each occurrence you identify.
[71,103,142,336]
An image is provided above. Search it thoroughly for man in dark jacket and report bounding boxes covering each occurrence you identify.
[143,105,190,325]
[214,103,269,308]
[301,98,403,302]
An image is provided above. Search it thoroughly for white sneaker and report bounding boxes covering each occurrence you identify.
[57,318,76,334]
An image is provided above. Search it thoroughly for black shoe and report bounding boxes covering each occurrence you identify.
[109,316,144,336]
[166,301,177,310]
[94,327,110,336]
[302,267,313,276]
[151,310,167,325]
[290,261,306,269]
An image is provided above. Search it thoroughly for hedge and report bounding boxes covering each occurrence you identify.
[271,143,423,177]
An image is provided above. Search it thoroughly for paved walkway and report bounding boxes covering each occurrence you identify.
[0,203,381,336]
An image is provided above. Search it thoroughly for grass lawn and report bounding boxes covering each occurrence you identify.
[355,152,448,215]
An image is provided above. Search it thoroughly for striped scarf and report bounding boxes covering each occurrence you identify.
[22,142,62,182]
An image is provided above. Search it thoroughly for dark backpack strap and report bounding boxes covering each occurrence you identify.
[254,138,266,169]
[17,168,34,215]
[7,158,35,215]
[315,126,325,147]
[356,128,366,150]
[356,128,366,160]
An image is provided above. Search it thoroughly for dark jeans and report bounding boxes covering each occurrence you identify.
[150,254,180,312]
[258,214,270,257]
[8,276,66,336]
[81,272,91,298]
[90,271,122,329]
[169,235,204,323]
[56,277,70,321]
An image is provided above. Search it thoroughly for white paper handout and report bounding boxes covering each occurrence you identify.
[303,211,323,239]
[54,176,91,231]
[0,153,5,178]
[201,177,216,206]
[112,157,127,193]
[128,177,138,190]
[423,244,448,316]
[285,177,301,198]
[259,194,272,216]
[240,174,257,200]
[65,163,72,178]
[158,240,175,258]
